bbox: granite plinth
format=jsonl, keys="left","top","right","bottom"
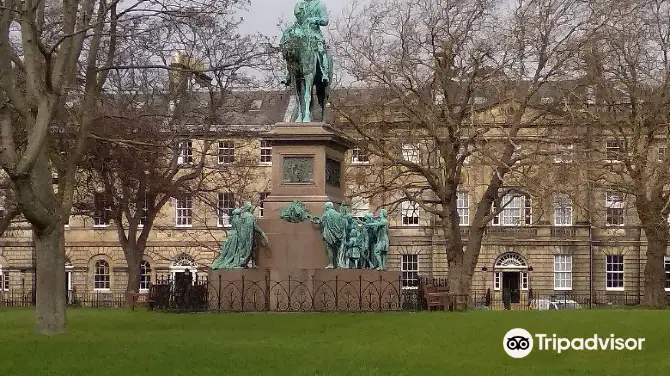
{"left": 208, "top": 268, "right": 401, "bottom": 312}
{"left": 255, "top": 219, "right": 328, "bottom": 269}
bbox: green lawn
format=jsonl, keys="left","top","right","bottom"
{"left": 0, "top": 308, "right": 667, "bottom": 375}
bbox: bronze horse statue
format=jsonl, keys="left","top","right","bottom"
{"left": 280, "top": 20, "right": 333, "bottom": 123}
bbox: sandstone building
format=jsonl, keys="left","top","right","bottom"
{"left": 0, "top": 88, "right": 667, "bottom": 308}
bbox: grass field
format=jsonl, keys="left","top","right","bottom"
{"left": 0, "top": 308, "right": 667, "bottom": 375}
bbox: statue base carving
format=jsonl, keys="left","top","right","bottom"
{"left": 207, "top": 268, "right": 402, "bottom": 312}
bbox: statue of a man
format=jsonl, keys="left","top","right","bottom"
{"left": 235, "top": 202, "right": 268, "bottom": 268}
{"left": 317, "top": 201, "right": 345, "bottom": 268}
{"left": 293, "top": 0, "right": 330, "bottom": 83}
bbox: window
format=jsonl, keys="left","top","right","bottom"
{"left": 139, "top": 195, "right": 149, "bottom": 227}
{"left": 401, "top": 254, "right": 419, "bottom": 289}
{"left": 605, "top": 140, "right": 621, "bottom": 161}
{"left": 553, "top": 194, "right": 572, "bottom": 226}
{"left": 493, "top": 272, "right": 501, "bottom": 291}
{"left": 260, "top": 140, "right": 272, "bottom": 164}
{"left": 94, "top": 260, "right": 111, "bottom": 291}
{"left": 458, "top": 145, "right": 471, "bottom": 164}
{"left": 457, "top": 191, "right": 469, "bottom": 225}
{"left": 351, "top": 197, "right": 370, "bottom": 218}
{"left": 259, "top": 192, "right": 269, "bottom": 218}
{"left": 93, "top": 193, "right": 111, "bottom": 227}
{"left": 553, "top": 254, "right": 572, "bottom": 290}
{"left": 0, "top": 268, "right": 8, "bottom": 291}
{"left": 177, "top": 140, "right": 193, "bottom": 165}
{"left": 493, "top": 193, "right": 531, "bottom": 226}
{"left": 665, "top": 256, "right": 670, "bottom": 291}
{"left": 351, "top": 147, "right": 369, "bottom": 164}
{"left": 472, "top": 96, "right": 486, "bottom": 104}
{"left": 605, "top": 192, "right": 625, "bottom": 226}
{"left": 401, "top": 144, "right": 420, "bottom": 163}
{"left": 659, "top": 147, "right": 666, "bottom": 162}
{"left": 175, "top": 195, "right": 192, "bottom": 227}
{"left": 140, "top": 261, "right": 151, "bottom": 292}
{"left": 521, "top": 272, "right": 528, "bottom": 290}
{"left": 401, "top": 200, "right": 420, "bottom": 226}
{"left": 606, "top": 255, "right": 624, "bottom": 290}
{"left": 218, "top": 141, "right": 235, "bottom": 164}
{"left": 554, "top": 143, "right": 574, "bottom": 163}
{"left": 217, "top": 192, "right": 235, "bottom": 227}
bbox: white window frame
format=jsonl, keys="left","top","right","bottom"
{"left": 259, "top": 192, "right": 269, "bottom": 218}
{"left": 400, "top": 200, "right": 420, "bottom": 226}
{"left": 217, "top": 192, "right": 235, "bottom": 227}
{"left": 492, "top": 193, "right": 531, "bottom": 226}
{"left": 175, "top": 195, "right": 193, "bottom": 228}
{"left": 521, "top": 272, "right": 529, "bottom": 290}
{"left": 553, "top": 254, "right": 573, "bottom": 291}
{"left": 65, "top": 264, "right": 74, "bottom": 292}
{"left": 140, "top": 261, "right": 151, "bottom": 292}
{"left": 218, "top": 141, "right": 235, "bottom": 164}
{"left": 605, "top": 191, "right": 625, "bottom": 226}
{"left": 177, "top": 140, "right": 193, "bottom": 165}
{"left": 401, "top": 254, "right": 419, "bottom": 290}
{"left": 458, "top": 145, "right": 471, "bottom": 164}
{"left": 493, "top": 272, "right": 501, "bottom": 291}
{"left": 605, "top": 255, "right": 624, "bottom": 291}
{"left": 554, "top": 143, "right": 574, "bottom": 163}
{"left": 93, "top": 260, "right": 111, "bottom": 291}
{"left": 553, "top": 194, "right": 573, "bottom": 226}
{"left": 138, "top": 194, "right": 148, "bottom": 227}
{"left": 0, "top": 267, "right": 8, "bottom": 291}
{"left": 605, "top": 140, "right": 622, "bottom": 162}
{"left": 93, "top": 193, "right": 111, "bottom": 228}
{"left": 659, "top": 146, "right": 666, "bottom": 163}
{"left": 457, "top": 191, "right": 469, "bottom": 226}
{"left": 351, "top": 147, "right": 369, "bottom": 164}
{"left": 401, "top": 143, "right": 420, "bottom": 163}
{"left": 665, "top": 255, "right": 670, "bottom": 292}
{"left": 260, "top": 140, "right": 272, "bottom": 165}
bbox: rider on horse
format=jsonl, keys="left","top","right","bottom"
{"left": 282, "top": 0, "right": 331, "bottom": 85}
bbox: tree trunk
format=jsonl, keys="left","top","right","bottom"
{"left": 642, "top": 233, "right": 667, "bottom": 308}
{"left": 33, "top": 226, "right": 67, "bottom": 334}
{"left": 123, "top": 242, "right": 142, "bottom": 306}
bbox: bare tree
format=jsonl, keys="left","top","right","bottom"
{"left": 571, "top": 0, "right": 670, "bottom": 307}
{"left": 332, "top": 0, "right": 609, "bottom": 297}
{"left": 73, "top": 7, "right": 270, "bottom": 303}
{"left": 0, "top": 0, "right": 264, "bottom": 333}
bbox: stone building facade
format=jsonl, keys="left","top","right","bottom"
{"left": 0, "top": 89, "right": 667, "bottom": 307}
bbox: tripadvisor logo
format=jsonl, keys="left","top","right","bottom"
{"left": 503, "top": 328, "right": 645, "bottom": 358}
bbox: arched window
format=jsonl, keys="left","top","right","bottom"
{"left": 494, "top": 252, "right": 527, "bottom": 269}
{"left": 170, "top": 253, "right": 197, "bottom": 284}
{"left": 140, "top": 261, "right": 151, "bottom": 292}
{"left": 93, "top": 260, "right": 110, "bottom": 291}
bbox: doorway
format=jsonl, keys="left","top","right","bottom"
{"left": 502, "top": 272, "right": 520, "bottom": 304}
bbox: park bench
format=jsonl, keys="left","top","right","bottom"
{"left": 126, "top": 291, "right": 153, "bottom": 311}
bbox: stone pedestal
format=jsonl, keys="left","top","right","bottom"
{"left": 257, "top": 122, "right": 352, "bottom": 270}
{"left": 207, "top": 122, "right": 401, "bottom": 312}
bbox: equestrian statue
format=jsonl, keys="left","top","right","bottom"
{"left": 280, "top": 0, "right": 333, "bottom": 123}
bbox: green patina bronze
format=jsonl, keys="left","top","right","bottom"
{"left": 211, "top": 202, "right": 268, "bottom": 270}
{"left": 278, "top": 200, "right": 389, "bottom": 270}
{"left": 279, "top": 200, "right": 314, "bottom": 223}
{"left": 280, "top": 0, "right": 333, "bottom": 123}
{"left": 283, "top": 156, "right": 314, "bottom": 183}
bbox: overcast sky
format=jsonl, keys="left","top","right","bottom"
{"left": 237, "top": 0, "right": 356, "bottom": 40}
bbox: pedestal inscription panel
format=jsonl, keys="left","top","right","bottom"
{"left": 283, "top": 156, "right": 314, "bottom": 184}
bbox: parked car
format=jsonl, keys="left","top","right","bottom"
{"left": 531, "top": 298, "right": 582, "bottom": 310}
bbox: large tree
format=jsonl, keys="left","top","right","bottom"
{"left": 574, "top": 0, "right": 670, "bottom": 307}
{"left": 0, "top": 0, "right": 258, "bottom": 334}
{"left": 74, "top": 4, "right": 269, "bottom": 303}
{"left": 332, "top": 0, "right": 609, "bottom": 297}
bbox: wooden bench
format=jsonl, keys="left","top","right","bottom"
{"left": 126, "top": 291, "right": 153, "bottom": 311}
{"left": 423, "top": 284, "right": 449, "bottom": 311}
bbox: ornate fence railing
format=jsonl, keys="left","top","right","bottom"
{"left": 148, "top": 275, "right": 422, "bottom": 313}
